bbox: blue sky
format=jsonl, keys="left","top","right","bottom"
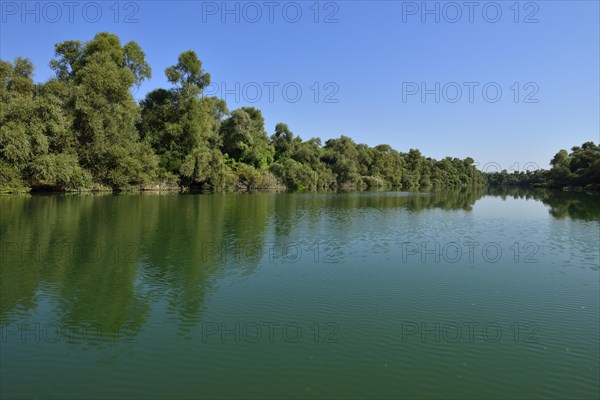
{"left": 1, "top": 0, "right": 598, "bottom": 170}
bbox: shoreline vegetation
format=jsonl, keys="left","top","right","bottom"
{"left": 1, "top": 32, "right": 598, "bottom": 194}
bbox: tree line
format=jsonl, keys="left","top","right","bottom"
{"left": 1, "top": 33, "right": 596, "bottom": 193}
{"left": 487, "top": 142, "right": 600, "bottom": 190}
{"left": 0, "top": 32, "right": 487, "bottom": 193}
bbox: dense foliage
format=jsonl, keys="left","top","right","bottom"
{"left": 486, "top": 142, "right": 600, "bottom": 190}
{"left": 1, "top": 33, "right": 595, "bottom": 193}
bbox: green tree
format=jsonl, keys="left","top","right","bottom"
{"left": 271, "top": 123, "right": 295, "bottom": 160}
{"left": 548, "top": 143, "right": 600, "bottom": 187}
{"left": 219, "top": 107, "right": 274, "bottom": 168}
{"left": 50, "top": 32, "right": 156, "bottom": 189}
{"left": 322, "top": 136, "right": 361, "bottom": 185}
{"left": 165, "top": 50, "right": 211, "bottom": 98}
{"left": 139, "top": 51, "right": 230, "bottom": 189}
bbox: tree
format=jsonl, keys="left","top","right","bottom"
{"left": 52, "top": 32, "right": 157, "bottom": 189}
{"left": 165, "top": 50, "right": 210, "bottom": 98}
{"left": 219, "top": 107, "right": 274, "bottom": 168}
{"left": 370, "top": 144, "right": 405, "bottom": 186}
{"left": 140, "top": 51, "right": 231, "bottom": 189}
{"left": 322, "top": 136, "right": 361, "bottom": 185}
{"left": 0, "top": 32, "right": 520, "bottom": 193}
{"left": 547, "top": 143, "right": 600, "bottom": 187}
{"left": 0, "top": 58, "right": 37, "bottom": 178}
{"left": 271, "top": 123, "right": 295, "bottom": 160}
{"left": 124, "top": 41, "right": 152, "bottom": 87}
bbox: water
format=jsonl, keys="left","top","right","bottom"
{"left": 1, "top": 188, "right": 598, "bottom": 399}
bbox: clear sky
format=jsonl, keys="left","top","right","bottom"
{"left": 1, "top": 0, "right": 598, "bottom": 171}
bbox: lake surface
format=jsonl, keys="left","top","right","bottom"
{"left": 1, "top": 188, "right": 599, "bottom": 399}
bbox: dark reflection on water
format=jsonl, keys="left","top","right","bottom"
{"left": 487, "top": 186, "right": 600, "bottom": 221}
{"left": 0, "top": 188, "right": 488, "bottom": 334}
{"left": 1, "top": 187, "right": 597, "bottom": 339}
{"left": 0, "top": 188, "right": 598, "bottom": 399}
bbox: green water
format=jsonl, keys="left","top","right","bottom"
{"left": 1, "top": 188, "right": 599, "bottom": 399}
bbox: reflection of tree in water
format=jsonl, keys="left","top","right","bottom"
{"left": 139, "top": 193, "right": 272, "bottom": 334}
{"left": 276, "top": 187, "right": 486, "bottom": 213}
{"left": 269, "top": 188, "right": 486, "bottom": 242}
{"left": 0, "top": 195, "right": 152, "bottom": 345}
{"left": 0, "top": 187, "right": 505, "bottom": 342}
{"left": 0, "top": 196, "right": 41, "bottom": 321}
{"left": 541, "top": 191, "right": 600, "bottom": 221}
{"left": 0, "top": 193, "right": 275, "bottom": 340}
{"left": 403, "top": 187, "right": 487, "bottom": 212}
{"left": 486, "top": 186, "right": 600, "bottom": 221}
{"left": 486, "top": 186, "right": 546, "bottom": 201}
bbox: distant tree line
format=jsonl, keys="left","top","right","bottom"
{"left": 1, "top": 33, "right": 596, "bottom": 193}
{"left": 486, "top": 142, "right": 600, "bottom": 190}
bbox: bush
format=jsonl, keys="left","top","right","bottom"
{"left": 235, "top": 164, "right": 285, "bottom": 191}
{"left": 270, "top": 158, "right": 318, "bottom": 190}
{"left": 362, "top": 175, "right": 387, "bottom": 189}
{"left": 29, "top": 154, "right": 92, "bottom": 191}
{"left": 0, "top": 161, "right": 28, "bottom": 193}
